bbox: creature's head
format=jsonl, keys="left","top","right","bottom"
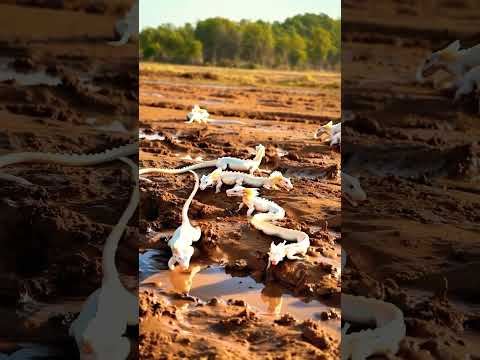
{"left": 315, "top": 121, "right": 333, "bottom": 139}
{"left": 268, "top": 171, "right": 293, "bottom": 191}
{"left": 200, "top": 169, "right": 222, "bottom": 190}
{"left": 341, "top": 172, "right": 367, "bottom": 207}
{"left": 192, "top": 104, "right": 201, "bottom": 112}
{"left": 268, "top": 241, "right": 287, "bottom": 266}
{"left": 169, "top": 246, "right": 194, "bottom": 271}
{"left": 419, "top": 40, "right": 460, "bottom": 79}
{"left": 226, "top": 186, "right": 258, "bottom": 203}
{"left": 226, "top": 185, "right": 246, "bottom": 197}
{"left": 254, "top": 144, "right": 266, "bottom": 160}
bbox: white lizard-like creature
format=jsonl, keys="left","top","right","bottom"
{"left": 200, "top": 168, "right": 293, "bottom": 193}
{"left": 342, "top": 294, "right": 406, "bottom": 360}
{"left": 315, "top": 120, "right": 341, "bottom": 146}
{"left": 341, "top": 251, "right": 406, "bottom": 360}
{"left": 0, "top": 143, "right": 137, "bottom": 186}
{"left": 139, "top": 144, "right": 266, "bottom": 176}
{"left": 226, "top": 185, "right": 311, "bottom": 266}
{"left": 167, "top": 170, "right": 201, "bottom": 271}
{"left": 108, "top": 1, "right": 139, "bottom": 46}
{"left": 416, "top": 40, "right": 480, "bottom": 84}
{"left": 342, "top": 172, "right": 367, "bottom": 207}
{"left": 69, "top": 156, "right": 139, "bottom": 360}
{"left": 186, "top": 104, "right": 210, "bottom": 124}
{"left": 453, "top": 65, "right": 480, "bottom": 112}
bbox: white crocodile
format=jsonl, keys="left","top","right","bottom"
{"left": 226, "top": 185, "right": 310, "bottom": 266}
{"left": 315, "top": 121, "right": 341, "bottom": 146}
{"left": 200, "top": 168, "right": 293, "bottom": 193}
{"left": 416, "top": 40, "right": 480, "bottom": 84}
{"left": 0, "top": 143, "right": 137, "bottom": 186}
{"left": 139, "top": 144, "right": 266, "bottom": 176}
{"left": 69, "top": 156, "right": 139, "bottom": 360}
{"left": 167, "top": 170, "right": 201, "bottom": 271}
{"left": 341, "top": 251, "right": 406, "bottom": 360}
{"left": 453, "top": 65, "right": 480, "bottom": 112}
{"left": 186, "top": 105, "right": 210, "bottom": 124}
{"left": 108, "top": 1, "right": 139, "bottom": 46}
{"left": 342, "top": 172, "right": 367, "bottom": 207}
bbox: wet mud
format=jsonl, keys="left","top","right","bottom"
{"left": 139, "top": 65, "right": 341, "bottom": 358}
{"left": 0, "top": 1, "right": 138, "bottom": 358}
{"left": 343, "top": 0, "right": 480, "bottom": 358}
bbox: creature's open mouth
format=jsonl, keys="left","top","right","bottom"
{"left": 422, "top": 65, "right": 439, "bottom": 77}
{"left": 343, "top": 193, "right": 358, "bottom": 207}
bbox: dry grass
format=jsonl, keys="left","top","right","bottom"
{"left": 140, "top": 62, "right": 340, "bottom": 89}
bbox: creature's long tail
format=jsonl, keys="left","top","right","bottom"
{"left": 250, "top": 213, "right": 309, "bottom": 242}
{"left": 0, "top": 143, "right": 137, "bottom": 168}
{"left": 103, "top": 157, "right": 139, "bottom": 286}
{"left": 182, "top": 170, "right": 199, "bottom": 226}
{"left": 341, "top": 294, "right": 406, "bottom": 359}
{"left": 139, "top": 160, "right": 217, "bottom": 175}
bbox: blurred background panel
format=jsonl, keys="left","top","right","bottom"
{"left": 342, "top": 0, "right": 480, "bottom": 358}
{"left": 0, "top": 1, "right": 138, "bottom": 358}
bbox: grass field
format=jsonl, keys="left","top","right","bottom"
{"left": 140, "top": 62, "right": 340, "bottom": 89}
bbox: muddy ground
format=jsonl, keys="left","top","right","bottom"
{"left": 139, "top": 65, "right": 342, "bottom": 358}
{"left": 343, "top": 0, "right": 480, "bottom": 358}
{"left": 0, "top": 2, "right": 138, "bottom": 358}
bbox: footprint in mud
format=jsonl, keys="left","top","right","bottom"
{"left": 285, "top": 166, "right": 335, "bottom": 179}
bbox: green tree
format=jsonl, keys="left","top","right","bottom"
{"left": 240, "top": 21, "right": 274, "bottom": 66}
{"left": 195, "top": 18, "right": 241, "bottom": 64}
{"left": 308, "top": 27, "right": 333, "bottom": 67}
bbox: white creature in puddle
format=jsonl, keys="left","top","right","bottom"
{"left": 186, "top": 104, "right": 210, "bottom": 124}
{"left": 167, "top": 170, "right": 201, "bottom": 271}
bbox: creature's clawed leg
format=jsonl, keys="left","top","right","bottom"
{"left": 237, "top": 203, "right": 244, "bottom": 212}
{"left": 246, "top": 206, "right": 255, "bottom": 217}
{"left": 215, "top": 180, "right": 223, "bottom": 193}
{"left": 168, "top": 256, "right": 178, "bottom": 270}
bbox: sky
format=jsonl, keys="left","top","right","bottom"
{"left": 140, "top": 0, "right": 340, "bottom": 29}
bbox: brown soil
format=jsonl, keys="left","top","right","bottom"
{"left": 139, "top": 65, "right": 341, "bottom": 358}
{"left": 0, "top": 2, "right": 138, "bottom": 358}
{"left": 343, "top": 0, "right": 480, "bottom": 358}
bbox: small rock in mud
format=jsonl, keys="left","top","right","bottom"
{"left": 275, "top": 313, "right": 296, "bottom": 326}
{"left": 301, "top": 319, "right": 332, "bottom": 350}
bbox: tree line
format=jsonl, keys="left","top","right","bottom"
{"left": 140, "top": 13, "right": 340, "bottom": 70}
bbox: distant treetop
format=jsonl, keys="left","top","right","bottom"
{"left": 140, "top": 13, "right": 340, "bottom": 70}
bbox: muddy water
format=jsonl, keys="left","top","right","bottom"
{"left": 140, "top": 252, "right": 339, "bottom": 327}
{"left": 0, "top": 68, "right": 62, "bottom": 86}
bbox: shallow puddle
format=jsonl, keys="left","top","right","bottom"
{"left": 0, "top": 68, "right": 62, "bottom": 86}
{"left": 141, "top": 260, "right": 339, "bottom": 325}
{"left": 139, "top": 129, "right": 165, "bottom": 141}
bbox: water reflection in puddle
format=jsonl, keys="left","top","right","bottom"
{"left": 0, "top": 68, "right": 61, "bottom": 86}
{"left": 141, "top": 258, "right": 339, "bottom": 325}
{"left": 139, "top": 129, "right": 165, "bottom": 141}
